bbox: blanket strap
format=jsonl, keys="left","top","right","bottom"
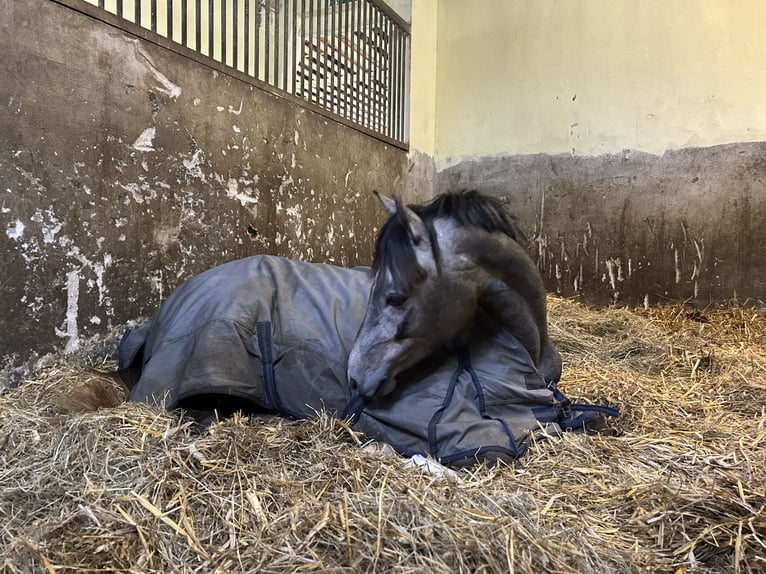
{"left": 256, "top": 322, "right": 281, "bottom": 412}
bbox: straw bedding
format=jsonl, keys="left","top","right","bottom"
{"left": 1, "top": 298, "right": 764, "bottom": 573}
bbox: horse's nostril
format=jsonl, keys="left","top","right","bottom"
{"left": 349, "top": 377, "right": 358, "bottom": 392}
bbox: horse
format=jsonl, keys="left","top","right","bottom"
{"left": 347, "top": 190, "right": 562, "bottom": 400}
{"left": 55, "top": 190, "right": 608, "bottom": 467}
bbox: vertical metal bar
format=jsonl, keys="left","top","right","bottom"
{"left": 274, "top": 0, "right": 280, "bottom": 88}
{"left": 264, "top": 0, "right": 271, "bottom": 84}
{"left": 334, "top": 0, "right": 346, "bottom": 116}
{"left": 135, "top": 0, "right": 141, "bottom": 26}
{"left": 299, "top": 0, "right": 306, "bottom": 98}
{"left": 322, "top": 0, "right": 328, "bottom": 108}
{"left": 386, "top": 16, "right": 393, "bottom": 138}
{"left": 316, "top": 0, "right": 321, "bottom": 104}
{"left": 391, "top": 27, "right": 399, "bottom": 139}
{"left": 150, "top": 0, "right": 157, "bottom": 32}
{"left": 181, "top": 0, "right": 188, "bottom": 46}
{"left": 371, "top": 5, "right": 379, "bottom": 130}
{"left": 390, "top": 24, "right": 398, "bottom": 141}
{"left": 195, "top": 0, "right": 201, "bottom": 51}
{"left": 291, "top": 0, "right": 297, "bottom": 95}
{"left": 98, "top": 0, "right": 105, "bottom": 9}
{"left": 381, "top": 12, "right": 387, "bottom": 135}
{"left": 282, "top": 0, "right": 289, "bottom": 92}
{"left": 341, "top": 0, "right": 348, "bottom": 117}
{"left": 371, "top": 2, "right": 377, "bottom": 129}
{"left": 209, "top": 0, "right": 214, "bottom": 58}
{"left": 244, "top": 0, "right": 250, "bottom": 74}
{"left": 307, "top": 0, "right": 313, "bottom": 101}
{"left": 255, "top": 0, "right": 261, "bottom": 80}
{"left": 369, "top": 2, "right": 376, "bottom": 130}
{"left": 351, "top": 0, "right": 358, "bottom": 122}
{"left": 398, "top": 28, "right": 407, "bottom": 141}
{"left": 330, "top": 0, "right": 336, "bottom": 113}
{"left": 365, "top": 2, "right": 371, "bottom": 128}
{"left": 168, "top": 0, "right": 174, "bottom": 40}
{"left": 233, "top": 0, "right": 239, "bottom": 70}
{"left": 116, "top": 0, "right": 123, "bottom": 17}
{"left": 362, "top": 0, "right": 369, "bottom": 127}
{"left": 221, "top": 0, "right": 227, "bottom": 64}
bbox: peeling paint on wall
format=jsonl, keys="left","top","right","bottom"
{"left": 55, "top": 270, "right": 81, "bottom": 354}
{"left": 0, "top": 0, "right": 409, "bottom": 387}
{"left": 132, "top": 127, "right": 157, "bottom": 152}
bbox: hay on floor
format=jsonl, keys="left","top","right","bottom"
{"left": 1, "top": 298, "right": 764, "bottom": 573}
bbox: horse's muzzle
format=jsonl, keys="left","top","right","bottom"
{"left": 348, "top": 373, "right": 397, "bottom": 400}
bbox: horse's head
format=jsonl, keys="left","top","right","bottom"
{"left": 347, "top": 192, "right": 478, "bottom": 399}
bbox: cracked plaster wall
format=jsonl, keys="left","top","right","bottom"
{"left": 0, "top": 0, "right": 419, "bottom": 386}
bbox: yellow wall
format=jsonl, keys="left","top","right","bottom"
{"left": 408, "top": 0, "right": 438, "bottom": 157}
{"left": 429, "top": 0, "right": 766, "bottom": 164}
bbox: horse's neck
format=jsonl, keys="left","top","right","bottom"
{"left": 448, "top": 230, "right": 549, "bottom": 332}
{"left": 450, "top": 229, "right": 562, "bottom": 382}
{"left": 433, "top": 222, "right": 550, "bottom": 367}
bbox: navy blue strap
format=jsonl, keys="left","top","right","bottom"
{"left": 428, "top": 346, "right": 524, "bottom": 460}
{"left": 342, "top": 394, "right": 368, "bottom": 423}
{"left": 256, "top": 322, "right": 281, "bottom": 412}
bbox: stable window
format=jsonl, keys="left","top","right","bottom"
{"left": 80, "top": 0, "right": 410, "bottom": 147}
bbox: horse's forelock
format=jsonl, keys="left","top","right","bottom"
{"left": 372, "top": 216, "right": 427, "bottom": 293}
{"left": 371, "top": 191, "right": 513, "bottom": 292}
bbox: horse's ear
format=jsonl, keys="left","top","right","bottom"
{"left": 393, "top": 195, "right": 427, "bottom": 245}
{"left": 373, "top": 190, "right": 397, "bottom": 217}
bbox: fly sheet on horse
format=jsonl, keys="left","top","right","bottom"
{"left": 122, "top": 192, "right": 616, "bottom": 467}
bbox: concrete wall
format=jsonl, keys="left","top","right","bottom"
{"left": 0, "top": 0, "right": 414, "bottom": 385}
{"left": 411, "top": 0, "right": 766, "bottom": 306}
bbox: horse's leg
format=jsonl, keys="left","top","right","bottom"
{"left": 537, "top": 339, "right": 563, "bottom": 384}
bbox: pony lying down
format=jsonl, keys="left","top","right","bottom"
{"left": 113, "top": 191, "right": 616, "bottom": 468}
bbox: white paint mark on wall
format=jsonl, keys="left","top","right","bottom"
{"left": 133, "top": 127, "right": 156, "bottom": 152}
{"left": 32, "top": 208, "right": 64, "bottom": 245}
{"left": 605, "top": 257, "right": 622, "bottom": 291}
{"left": 6, "top": 219, "right": 24, "bottom": 240}
{"left": 118, "top": 182, "right": 157, "bottom": 204}
{"left": 54, "top": 270, "right": 80, "bottom": 354}
{"left": 225, "top": 178, "right": 258, "bottom": 206}
{"left": 131, "top": 41, "right": 182, "bottom": 99}
{"left": 228, "top": 100, "right": 243, "bottom": 115}
{"left": 149, "top": 269, "right": 164, "bottom": 302}
{"left": 183, "top": 149, "right": 206, "bottom": 181}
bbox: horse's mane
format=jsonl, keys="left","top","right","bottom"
{"left": 372, "top": 190, "right": 522, "bottom": 291}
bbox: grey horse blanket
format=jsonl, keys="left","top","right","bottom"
{"left": 121, "top": 255, "right": 615, "bottom": 466}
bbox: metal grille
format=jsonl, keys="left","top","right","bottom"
{"left": 84, "top": 0, "right": 410, "bottom": 146}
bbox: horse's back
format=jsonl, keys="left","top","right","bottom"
{"left": 124, "top": 255, "right": 371, "bottom": 416}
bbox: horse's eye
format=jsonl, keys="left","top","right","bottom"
{"left": 385, "top": 293, "right": 408, "bottom": 308}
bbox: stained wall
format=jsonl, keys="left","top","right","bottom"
{"left": 422, "top": 0, "right": 766, "bottom": 306}
{"left": 0, "top": 0, "right": 413, "bottom": 385}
